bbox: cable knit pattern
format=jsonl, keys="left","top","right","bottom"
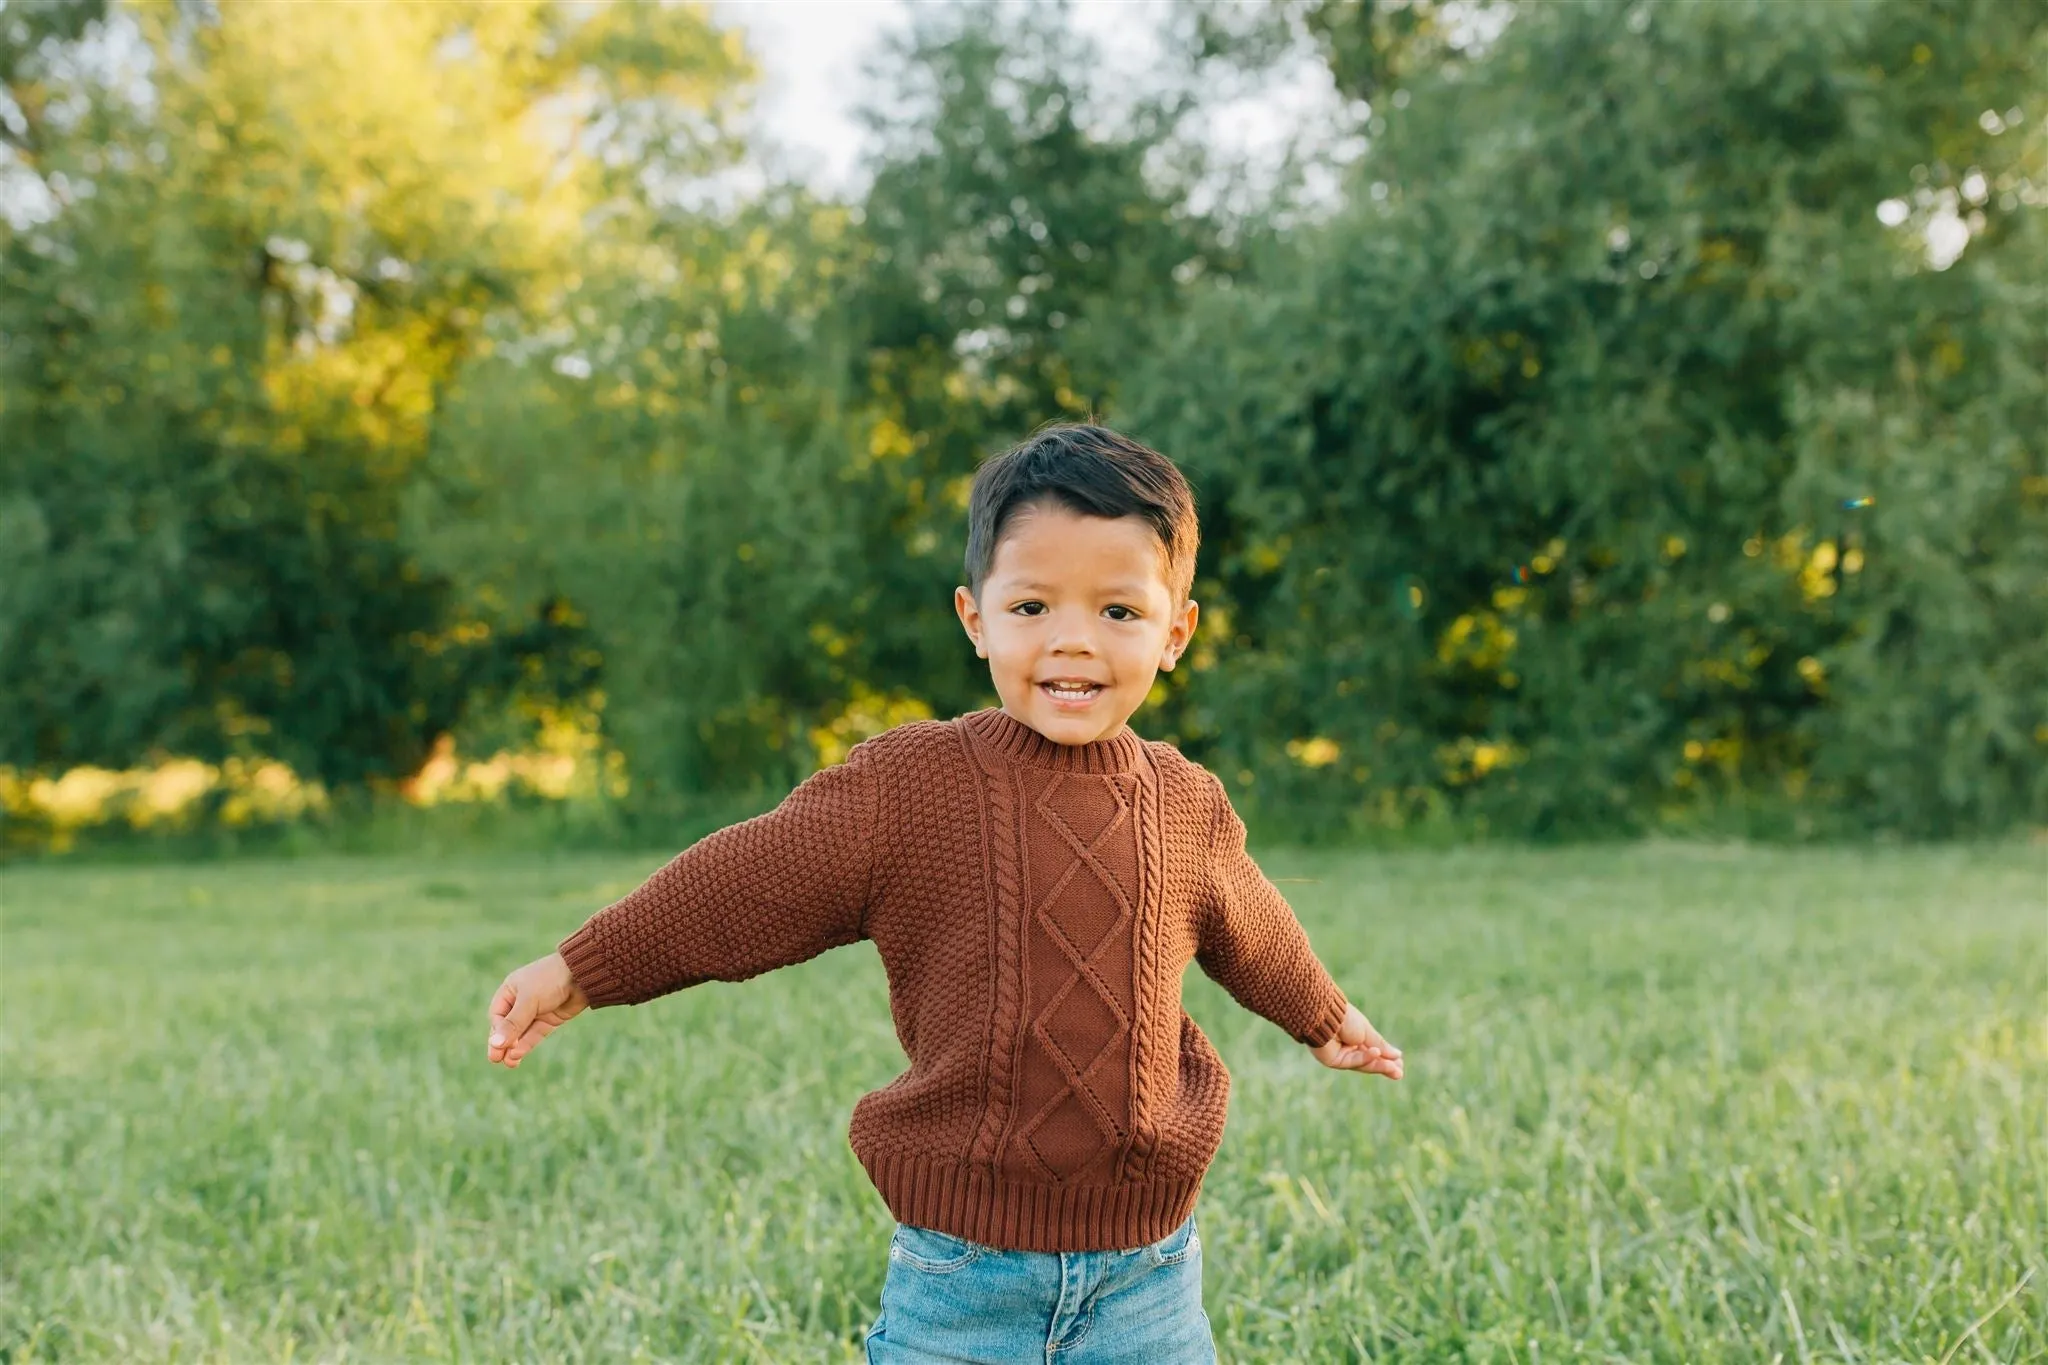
{"left": 962, "top": 727, "right": 1026, "bottom": 1171}
{"left": 1009, "top": 769, "right": 1139, "bottom": 1184}
{"left": 557, "top": 707, "right": 1350, "bottom": 1252}
{"left": 1121, "top": 749, "right": 1169, "bottom": 1183}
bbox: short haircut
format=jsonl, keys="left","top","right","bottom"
{"left": 963, "top": 423, "right": 1200, "bottom": 605}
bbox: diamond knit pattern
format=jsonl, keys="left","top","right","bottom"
{"left": 1012, "top": 772, "right": 1139, "bottom": 1183}
{"left": 557, "top": 707, "right": 1350, "bottom": 1253}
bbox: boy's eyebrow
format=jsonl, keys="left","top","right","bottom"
{"left": 1010, "top": 581, "right": 1153, "bottom": 598}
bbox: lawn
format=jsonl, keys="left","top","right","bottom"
{"left": 3, "top": 841, "right": 2042, "bottom": 1362}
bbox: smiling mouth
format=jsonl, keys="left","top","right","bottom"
{"left": 1040, "top": 681, "right": 1105, "bottom": 703}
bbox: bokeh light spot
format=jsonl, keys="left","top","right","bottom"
{"left": 1396, "top": 575, "right": 1428, "bottom": 619}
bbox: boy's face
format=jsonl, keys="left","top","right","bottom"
{"left": 953, "top": 503, "right": 1199, "bottom": 746}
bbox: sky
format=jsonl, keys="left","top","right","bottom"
{"left": 0, "top": 2, "right": 1352, "bottom": 226}
{"left": 713, "top": 0, "right": 1354, "bottom": 200}
{"left": 714, "top": 0, "right": 910, "bottom": 192}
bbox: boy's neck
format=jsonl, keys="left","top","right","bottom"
{"left": 973, "top": 707, "right": 1144, "bottom": 775}
{"left": 997, "top": 703, "right": 1135, "bottom": 749}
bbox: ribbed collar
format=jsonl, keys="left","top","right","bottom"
{"left": 964, "top": 707, "right": 1146, "bottom": 775}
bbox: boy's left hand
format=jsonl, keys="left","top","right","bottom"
{"left": 1312, "top": 1003, "right": 1403, "bottom": 1079}
{"left": 487, "top": 951, "right": 588, "bottom": 1068}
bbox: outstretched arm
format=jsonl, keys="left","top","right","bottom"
{"left": 486, "top": 741, "right": 882, "bottom": 1066}
{"left": 1197, "top": 774, "right": 1400, "bottom": 1079}
{"left": 562, "top": 742, "right": 881, "bottom": 1003}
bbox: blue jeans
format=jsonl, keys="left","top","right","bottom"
{"left": 864, "top": 1213, "right": 1216, "bottom": 1364}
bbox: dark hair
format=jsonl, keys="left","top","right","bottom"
{"left": 963, "top": 423, "right": 1200, "bottom": 604}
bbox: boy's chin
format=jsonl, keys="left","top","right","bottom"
{"left": 1012, "top": 691, "right": 1133, "bottom": 745}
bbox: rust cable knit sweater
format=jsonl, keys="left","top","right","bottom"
{"left": 558, "top": 707, "right": 1349, "bottom": 1252}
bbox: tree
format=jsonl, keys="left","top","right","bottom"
{"left": 415, "top": 3, "right": 1244, "bottom": 808}
{"left": 1130, "top": 0, "right": 2047, "bottom": 837}
{"left": 0, "top": 0, "right": 747, "bottom": 783}
{"left": 831, "top": 2, "right": 1238, "bottom": 727}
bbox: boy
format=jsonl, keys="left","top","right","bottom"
{"left": 486, "top": 424, "right": 1402, "bottom": 1362}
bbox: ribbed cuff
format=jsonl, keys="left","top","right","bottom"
{"left": 1291, "top": 983, "right": 1351, "bottom": 1049}
{"left": 858, "top": 1150, "right": 1204, "bottom": 1253}
{"left": 557, "top": 921, "right": 628, "bottom": 1008}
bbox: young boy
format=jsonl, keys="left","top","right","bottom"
{"left": 486, "top": 424, "right": 1402, "bottom": 1362}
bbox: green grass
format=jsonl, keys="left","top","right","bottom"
{"left": 3, "top": 842, "right": 2043, "bottom": 1362}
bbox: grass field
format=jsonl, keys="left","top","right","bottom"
{"left": 3, "top": 841, "right": 2043, "bottom": 1362}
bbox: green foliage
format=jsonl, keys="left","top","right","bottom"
{"left": 0, "top": 0, "right": 743, "bottom": 784}
{"left": 4, "top": 0, "right": 2042, "bottom": 838}
{"left": 825, "top": 4, "right": 1235, "bottom": 735}
{"left": 5, "top": 845, "right": 2042, "bottom": 1357}
{"left": 1131, "top": 0, "right": 2048, "bottom": 838}
{"left": 412, "top": 3, "right": 1233, "bottom": 806}
{"left": 415, "top": 192, "right": 877, "bottom": 809}
{"left": 1292, "top": 0, "right": 1501, "bottom": 101}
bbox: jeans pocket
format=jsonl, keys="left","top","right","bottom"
{"left": 1151, "top": 1213, "right": 1201, "bottom": 1268}
{"left": 889, "top": 1224, "right": 983, "bottom": 1274}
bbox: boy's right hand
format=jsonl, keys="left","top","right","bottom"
{"left": 1311, "top": 1003, "right": 1404, "bottom": 1080}
{"left": 487, "top": 952, "right": 589, "bottom": 1068}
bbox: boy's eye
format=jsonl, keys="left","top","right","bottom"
{"left": 1010, "top": 601, "right": 1141, "bottom": 621}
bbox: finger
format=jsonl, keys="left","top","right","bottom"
{"left": 493, "top": 982, "right": 539, "bottom": 1058}
{"left": 503, "top": 1016, "right": 563, "bottom": 1064}
{"left": 1338, "top": 1047, "right": 1397, "bottom": 1076}
{"left": 488, "top": 980, "right": 516, "bottom": 1033}
{"left": 1340, "top": 1009, "right": 1370, "bottom": 1048}
{"left": 487, "top": 980, "right": 519, "bottom": 1061}
{"left": 1358, "top": 1018, "right": 1400, "bottom": 1057}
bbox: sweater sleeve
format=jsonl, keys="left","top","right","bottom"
{"left": 556, "top": 742, "right": 883, "bottom": 1008}
{"left": 1195, "top": 773, "right": 1350, "bottom": 1048}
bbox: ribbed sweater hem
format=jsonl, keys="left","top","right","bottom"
{"left": 857, "top": 1148, "right": 1204, "bottom": 1253}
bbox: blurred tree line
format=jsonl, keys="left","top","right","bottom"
{"left": 2, "top": 0, "right": 2042, "bottom": 843}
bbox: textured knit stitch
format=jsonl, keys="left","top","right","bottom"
{"left": 557, "top": 707, "right": 1350, "bottom": 1252}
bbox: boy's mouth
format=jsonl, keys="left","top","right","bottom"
{"left": 1039, "top": 680, "right": 1105, "bottom": 706}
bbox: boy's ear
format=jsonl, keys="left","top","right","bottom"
{"left": 954, "top": 585, "right": 988, "bottom": 658}
{"left": 1160, "top": 597, "right": 1199, "bottom": 670}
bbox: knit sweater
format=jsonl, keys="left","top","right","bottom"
{"left": 558, "top": 707, "right": 1349, "bottom": 1252}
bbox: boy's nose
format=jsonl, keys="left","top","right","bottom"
{"left": 1044, "top": 610, "right": 1102, "bottom": 655}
